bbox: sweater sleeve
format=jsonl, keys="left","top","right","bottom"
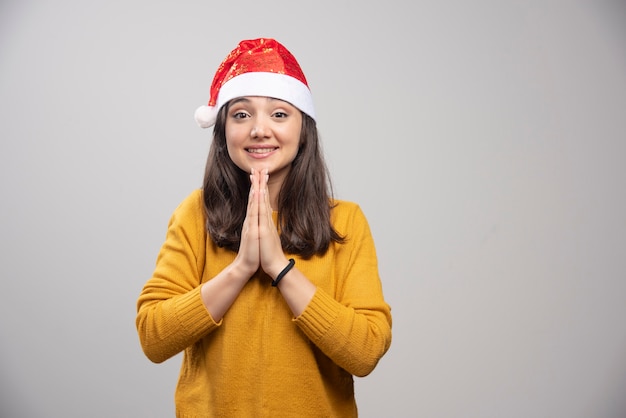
{"left": 294, "top": 203, "right": 392, "bottom": 377}
{"left": 135, "top": 190, "right": 220, "bottom": 363}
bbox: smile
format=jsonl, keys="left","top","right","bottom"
{"left": 246, "top": 148, "right": 277, "bottom": 154}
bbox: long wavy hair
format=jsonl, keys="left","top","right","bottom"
{"left": 202, "top": 100, "right": 345, "bottom": 258}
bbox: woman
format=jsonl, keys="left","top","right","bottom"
{"left": 136, "top": 38, "right": 392, "bottom": 417}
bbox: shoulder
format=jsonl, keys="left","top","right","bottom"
{"left": 169, "top": 189, "right": 204, "bottom": 226}
{"left": 331, "top": 199, "right": 361, "bottom": 214}
{"left": 330, "top": 199, "right": 370, "bottom": 229}
{"left": 174, "top": 189, "right": 203, "bottom": 213}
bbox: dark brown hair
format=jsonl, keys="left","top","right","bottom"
{"left": 202, "top": 101, "right": 344, "bottom": 258}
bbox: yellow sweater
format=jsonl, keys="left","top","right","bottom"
{"left": 136, "top": 190, "right": 392, "bottom": 417}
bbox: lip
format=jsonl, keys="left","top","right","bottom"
{"left": 245, "top": 146, "right": 278, "bottom": 158}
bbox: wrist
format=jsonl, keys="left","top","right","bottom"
{"left": 267, "top": 258, "right": 289, "bottom": 280}
{"left": 271, "top": 259, "right": 295, "bottom": 287}
{"left": 228, "top": 259, "right": 256, "bottom": 282}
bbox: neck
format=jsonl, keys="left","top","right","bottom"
{"left": 267, "top": 167, "right": 289, "bottom": 210}
{"left": 267, "top": 180, "right": 281, "bottom": 210}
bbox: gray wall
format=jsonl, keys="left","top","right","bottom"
{"left": 1, "top": 1, "right": 625, "bottom": 417}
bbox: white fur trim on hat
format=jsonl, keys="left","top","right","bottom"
{"left": 216, "top": 72, "right": 315, "bottom": 121}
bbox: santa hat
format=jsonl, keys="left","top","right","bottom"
{"left": 194, "top": 38, "right": 316, "bottom": 128}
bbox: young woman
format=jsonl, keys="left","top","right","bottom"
{"left": 136, "top": 38, "right": 392, "bottom": 417}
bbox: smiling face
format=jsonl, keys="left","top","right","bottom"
{"left": 225, "top": 96, "right": 303, "bottom": 186}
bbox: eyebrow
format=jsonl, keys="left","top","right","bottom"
{"left": 230, "top": 97, "right": 251, "bottom": 105}
{"left": 229, "top": 97, "right": 283, "bottom": 105}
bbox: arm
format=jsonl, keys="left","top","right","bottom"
{"left": 137, "top": 175, "right": 268, "bottom": 363}
{"left": 200, "top": 177, "right": 264, "bottom": 320}
{"left": 256, "top": 171, "right": 392, "bottom": 376}
{"left": 292, "top": 205, "right": 392, "bottom": 377}
{"left": 135, "top": 191, "right": 217, "bottom": 363}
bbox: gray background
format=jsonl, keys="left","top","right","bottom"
{"left": 1, "top": 0, "right": 625, "bottom": 417}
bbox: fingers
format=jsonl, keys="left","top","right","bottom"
{"left": 257, "top": 168, "right": 271, "bottom": 223}
{"left": 257, "top": 169, "right": 288, "bottom": 277}
{"left": 245, "top": 168, "right": 288, "bottom": 279}
{"left": 245, "top": 168, "right": 259, "bottom": 231}
{"left": 236, "top": 168, "right": 261, "bottom": 274}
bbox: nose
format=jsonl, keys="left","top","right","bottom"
{"left": 250, "top": 121, "right": 269, "bottom": 139}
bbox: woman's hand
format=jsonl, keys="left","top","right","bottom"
{"left": 230, "top": 168, "right": 316, "bottom": 316}
{"left": 199, "top": 168, "right": 295, "bottom": 321}
{"left": 231, "top": 168, "right": 263, "bottom": 278}
{"left": 256, "top": 168, "right": 289, "bottom": 279}
{"left": 235, "top": 168, "right": 287, "bottom": 280}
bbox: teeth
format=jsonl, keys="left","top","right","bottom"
{"left": 247, "top": 148, "right": 275, "bottom": 154}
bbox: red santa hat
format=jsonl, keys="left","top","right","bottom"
{"left": 194, "top": 38, "right": 316, "bottom": 128}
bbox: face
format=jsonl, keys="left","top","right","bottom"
{"left": 225, "top": 96, "right": 302, "bottom": 184}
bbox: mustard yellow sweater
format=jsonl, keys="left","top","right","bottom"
{"left": 136, "top": 190, "right": 392, "bottom": 417}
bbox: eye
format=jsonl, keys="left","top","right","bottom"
{"left": 231, "top": 111, "right": 250, "bottom": 120}
{"left": 272, "top": 111, "right": 288, "bottom": 118}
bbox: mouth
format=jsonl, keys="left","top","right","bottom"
{"left": 246, "top": 147, "right": 278, "bottom": 154}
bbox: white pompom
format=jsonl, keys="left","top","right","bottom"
{"left": 194, "top": 105, "right": 217, "bottom": 128}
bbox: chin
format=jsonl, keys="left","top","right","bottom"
{"left": 251, "top": 163, "right": 274, "bottom": 173}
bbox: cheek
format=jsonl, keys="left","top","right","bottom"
{"left": 224, "top": 142, "right": 243, "bottom": 168}
{"left": 290, "top": 130, "right": 303, "bottom": 155}
{"left": 225, "top": 128, "right": 245, "bottom": 151}
{"left": 223, "top": 133, "right": 242, "bottom": 165}
{"left": 281, "top": 124, "right": 302, "bottom": 145}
